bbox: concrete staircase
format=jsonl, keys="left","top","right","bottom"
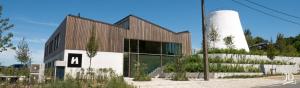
{"left": 148, "top": 67, "right": 162, "bottom": 78}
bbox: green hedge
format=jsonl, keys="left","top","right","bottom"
{"left": 198, "top": 48, "right": 300, "bottom": 57}
{"left": 164, "top": 55, "right": 261, "bottom": 73}
{"left": 163, "top": 55, "right": 295, "bottom": 73}
{"left": 208, "top": 63, "right": 260, "bottom": 72}
{"left": 209, "top": 57, "right": 295, "bottom": 65}
{"left": 0, "top": 67, "right": 30, "bottom": 76}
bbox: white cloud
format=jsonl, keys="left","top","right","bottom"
{"left": 3, "top": 37, "right": 46, "bottom": 66}
{"left": 13, "top": 37, "right": 47, "bottom": 44}
{"left": 0, "top": 49, "right": 17, "bottom": 66}
{"left": 0, "top": 48, "right": 44, "bottom": 66}
{"left": 16, "top": 17, "right": 58, "bottom": 27}
{"left": 31, "top": 49, "right": 44, "bottom": 64}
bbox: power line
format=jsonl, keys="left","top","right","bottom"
{"left": 244, "top": 0, "right": 300, "bottom": 19}
{"left": 231, "top": 0, "right": 300, "bottom": 26}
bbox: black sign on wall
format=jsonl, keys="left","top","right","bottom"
{"left": 67, "top": 53, "right": 82, "bottom": 67}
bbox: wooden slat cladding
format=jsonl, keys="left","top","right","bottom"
{"left": 44, "top": 19, "right": 67, "bottom": 61}
{"left": 126, "top": 16, "right": 191, "bottom": 55}
{"left": 177, "top": 32, "right": 192, "bottom": 55}
{"left": 114, "top": 17, "right": 130, "bottom": 29}
{"left": 64, "top": 16, "right": 124, "bottom": 52}
{"left": 45, "top": 15, "right": 192, "bottom": 61}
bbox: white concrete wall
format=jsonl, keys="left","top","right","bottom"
{"left": 39, "top": 64, "right": 45, "bottom": 82}
{"left": 207, "top": 10, "right": 250, "bottom": 52}
{"left": 61, "top": 50, "right": 123, "bottom": 77}
{"left": 219, "top": 63, "right": 298, "bottom": 74}
{"left": 207, "top": 54, "right": 300, "bottom": 64}
{"left": 202, "top": 54, "right": 300, "bottom": 74}
{"left": 213, "top": 73, "right": 263, "bottom": 78}
{"left": 163, "top": 72, "right": 263, "bottom": 79}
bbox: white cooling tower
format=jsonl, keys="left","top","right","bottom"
{"left": 207, "top": 10, "right": 250, "bottom": 52}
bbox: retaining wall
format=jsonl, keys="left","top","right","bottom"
{"left": 198, "top": 54, "right": 300, "bottom": 74}
{"left": 162, "top": 72, "right": 263, "bottom": 79}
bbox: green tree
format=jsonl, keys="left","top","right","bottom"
{"left": 285, "top": 45, "right": 298, "bottom": 56}
{"left": 16, "top": 38, "right": 31, "bottom": 67}
{"left": 253, "top": 37, "right": 268, "bottom": 44}
{"left": 267, "top": 43, "right": 276, "bottom": 61}
{"left": 294, "top": 41, "right": 300, "bottom": 53}
{"left": 290, "top": 34, "right": 300, "bottom": 51}
{"left": 285, "top": 37, "right": 295, "bottom": 45}
{"left": 0, "top": 5, "right": 15, "bottom": 52}
{"left": 295, "top": 34, "right": 300, "bottom": 42}
{"left": 86, "top": 25, "right": 99, "bottom": 74}
{"left": 208, "top": 24, "right": 219, "bottom": 49}
{"left": 223, "top": 35, "right": 235, "bottom": 49}
{"left": 276, "top": 33, "right": 286, "bottom": 53}
{"left": 244, "top": 29, "right": 253, "bottom": 46}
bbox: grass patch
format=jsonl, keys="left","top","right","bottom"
{"left": 1, "top": 68, "right": 135, "bottom": 88}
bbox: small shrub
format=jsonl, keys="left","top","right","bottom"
{"left": 105, "top": 76, "right": 135, "bottom": 88}
{"left": 172, "top": 57, "right": 188, "bottom": 81}
{"left": 39, "top": 68, "right": 135, "bottom": 88}
{"left": 172, "top": 72, "right": 188, "bottom": 81}
{"left": 224, "top": 58, "right": 235, "bottom": 63}
{"left": 133, "top": 62, "right": 151, "bottom": 81}
{"left": 163, "top": 63, "right": 176, "bottom": 73}
{"left": 184, "top": 63, "right": 202, "bottom": 72}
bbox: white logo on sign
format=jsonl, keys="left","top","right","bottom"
{"left": 71, "top": 57, "right": 79, "bottom": 64}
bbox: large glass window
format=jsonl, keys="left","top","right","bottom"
{"left": 123, "top": 53, "right": 129, "bottom": 76}
{"left": 124, "top": 39, "right": 182, "bottom": 55}
{"left": 139, "top": 41, "right": 161, "bottom": 54}
{"left": 124, "top": 39, "right": 129, "bottom": 52}
{"left": 139, "top": 55, "right": 161, "bottom": 74}
{"left": 162, "top": 43, "right": 182, "bottom": 55}
{"left": 162, "top": 56, "right": 176, "bottom": 65}
{"left": 124, "top": 39, "right": 138, "bottom": 52}
{"left": 46, "top": 34, "right": 60, "bottom": 56}
{"left": 123, "top": 54, "right": 179, "bottom": 77}
{"left": 123, "top": 39, "right": 182, "bottom": 77}
{"left": 129, "top": 54, "right": 137, "bottom": 77}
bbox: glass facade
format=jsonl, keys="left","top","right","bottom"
{"left": 124, "top": 39, "right": 182, "bottom": 55}
{"left": 123, "top": 39, "right": 181, "bottom": 77}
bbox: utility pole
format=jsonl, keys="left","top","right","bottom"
{"left": 202, "top": 0, "right": 209, "bottom": 81}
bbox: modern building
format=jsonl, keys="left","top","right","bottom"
{"left": 44, "top": 14, "right": 191, "bottom": 79}
{"left": 207, "top": 10, "right": 250, "bottom": 52}
{"left": 30, "top": 64, "right": 44, "bottom": 82}
{"left": 0, "top": 64, "right": 44, "bottom": 83}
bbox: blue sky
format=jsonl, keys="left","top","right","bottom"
{"left": 0, "top": 0, "right": 299, "bottom": 66}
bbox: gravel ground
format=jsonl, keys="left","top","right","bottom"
{"left": 125, "top": 75, "right": 300, "bottom": 88}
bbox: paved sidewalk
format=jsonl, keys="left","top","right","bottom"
{"left": 253, "top": 75, "right": 300, "bottom": 88}
{"left": 125, "top": 76, "right": 299, "bottom": 88}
